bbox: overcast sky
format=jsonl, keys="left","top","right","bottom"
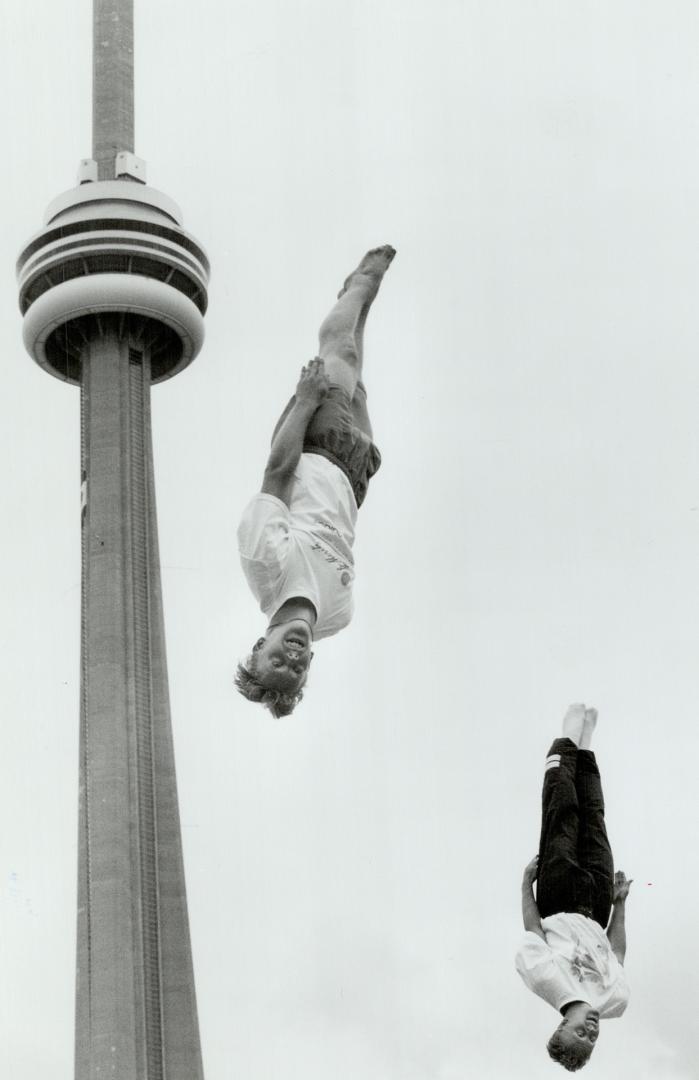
{"left": 1, "top": 1, "right": 699, "bottom": 1077}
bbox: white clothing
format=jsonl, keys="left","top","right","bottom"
{"left": 515, "top": 912, "right": 629, "bottom": 1018}
{"left": 237, "top": 453, "right": 357, "bottom": 640}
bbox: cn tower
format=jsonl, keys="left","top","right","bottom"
{"left": 16, "top": 2, "right": 208, "bottom": 1076}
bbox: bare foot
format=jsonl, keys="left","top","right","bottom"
{"left": 337, "top": 245, "right": 396, "bottom": 299}
{"left": 562, "top": 703, "right": 586, "bottom": 747}
{"left": 579, "top": 707, "right": 598, "bottom": 750}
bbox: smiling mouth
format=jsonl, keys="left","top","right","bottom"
{"left": 285, "top": 636, "right": 307, "bottom": 648}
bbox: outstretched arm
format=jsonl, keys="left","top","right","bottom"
{"left": 606, "top": 871, "right": 632, "bottom": 964}
{"left": 262, "top": 359, "right": 329, "bottom": 507}
{"left": 521, "top": 856, "right": 546, "bottom": 940}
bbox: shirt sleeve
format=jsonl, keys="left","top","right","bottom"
{"left": 237, "top": 494, "right": 291, "bottom": 565}
{"left": 515, "top": 934, "right": 566, "bottom": 1010}
{"left": 601, "top": 957, "right": 630, "bottom": 1018}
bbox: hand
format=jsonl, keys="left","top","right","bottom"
{"left": 523, "top": 855, "right": 539, "bottom": 886}
{"left": 295, "top": 358, "right": 330, "bottom": 409}
{"left": 613, "top": 870, "right": 633, "bottom": 903}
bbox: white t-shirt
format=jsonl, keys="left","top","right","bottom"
{"left": 237, "top": 453, "right": 357, "bottom": 640}
{"left": 515, "top": 913, "right": 629, "bottom": 1018}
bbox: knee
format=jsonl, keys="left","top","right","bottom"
{"left": 319, "top": 337, "right": 359, "bottom": 369}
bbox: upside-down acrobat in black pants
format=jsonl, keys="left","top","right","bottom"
{"left": 536, "top": 738, "right": 614, "bottom": 929}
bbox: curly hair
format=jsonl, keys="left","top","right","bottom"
{"left": 547, "top": 1031, "right": 592, "bottom": 1072}
{"left": 234, "top": 650, "right": 305, "bottom": 718}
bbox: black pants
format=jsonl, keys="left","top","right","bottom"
{"left": 536, "top": 738, "right": 614, "bottom": 929}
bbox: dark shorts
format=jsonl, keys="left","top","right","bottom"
{"left": 275, "top": 385, "right": 381, "bottom": 508}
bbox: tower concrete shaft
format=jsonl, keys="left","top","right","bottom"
{"left": 17, "top": 0, "right": 210, "bottom": 1074}
{"left": 74, "top": 322, "right": 204, "bottom": 1078}
{"left": 93, "top": 0, "right": 134, "bottom": 178}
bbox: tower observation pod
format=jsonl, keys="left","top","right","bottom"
{"left": 16, "top": 2, "right": 209, "bottom": 1077}
{"left": 17, "top": 179, "right": 209, "bottom": 386}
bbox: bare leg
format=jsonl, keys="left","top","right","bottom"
{"left": 317, "top": 245, "right": 395, "bottom": 396}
